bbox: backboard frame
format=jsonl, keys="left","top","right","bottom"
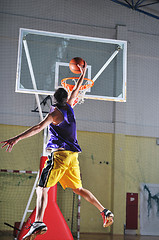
{"left": 16, "top": 28, "right": 127, "bottom": 102}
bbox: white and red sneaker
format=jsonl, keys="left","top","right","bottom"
{"left": 23, "top": 221, "right": 47, "bottom": 240}
{"left": 100, "top": 209, "right": 114, "bottom": 228}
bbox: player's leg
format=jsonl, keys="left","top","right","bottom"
{"left": 73, "top": 187, "right": 114, "bottom": 227}
{"left": 22, "top": 189, "right": 49, "bottom": 240}
{"left": 73, "top": 187, "right": 104, "bottom": 211}
{"left": 35, "top": 186, "right": 50, "bottom": 222}
{"left": 22, "top": 187, "right": 49, "bottom": 240}
{"left": 22, "top": 153, "right": 54, "bottom": 240}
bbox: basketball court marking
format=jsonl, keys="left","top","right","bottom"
{"left": 16, "top": 28, "right": 127, "bottom": 102}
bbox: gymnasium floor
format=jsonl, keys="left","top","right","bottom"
{"left": 0, "top": 232, "right": 159, "bottom": 240}
{"left": 80, "top": 234, "right": 159, "bottom": 240}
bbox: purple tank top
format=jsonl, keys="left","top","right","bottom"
{"left": 46, "top": 103, "right": 81, "bottom": 152}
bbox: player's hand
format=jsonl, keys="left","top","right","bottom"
{"left": 77, "top": 60, "right": 87, "bottom": 75}
{"left": 0, "top": 137, "right": 19, "bottom": 152}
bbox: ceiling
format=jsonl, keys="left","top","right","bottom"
{"left": 110, "top": 0, "right": 159, "bottom": 20}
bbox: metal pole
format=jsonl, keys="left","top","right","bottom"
{"left": 92, "top": 48, "right": 120, "bottom": 83}
{"left": 23, "top": 39, "right": 43, "bottom": 121}
{"left": 18, "top": 171, "right": 39, "bottom": 232}
{"left": 82, "top": 48, "right": 120, "bottom": 97}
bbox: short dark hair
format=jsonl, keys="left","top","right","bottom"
{"left": 53, "top": 87, "right": 68, "bottom": 106}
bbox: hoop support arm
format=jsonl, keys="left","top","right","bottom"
{"left": 92, "top": 47, "right": 121, "bottom": 82}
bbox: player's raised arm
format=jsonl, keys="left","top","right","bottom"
{"left": 67, "top": 61, "right": 87, "bottom": 107}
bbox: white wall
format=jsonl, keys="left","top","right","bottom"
{"left": 0, "top": 0, "right": 159, "bottom": 137}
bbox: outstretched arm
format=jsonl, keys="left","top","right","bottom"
{"left": 67, "top": 61, "right": 87, "bottom": 107}
{"left": 0, "top": 109, "right": 60, "bottom": 152}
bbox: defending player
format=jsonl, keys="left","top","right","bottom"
{"left": 1, "top": 61, "right": 114, "bottom": 240}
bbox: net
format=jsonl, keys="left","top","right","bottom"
{"left": 61, "top": 77, "right": 94, "bottom": 105}
{"left": 0, "top": 171, "right": 37, "bottom": 236}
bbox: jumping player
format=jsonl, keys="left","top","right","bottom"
{"left": 1, "top": 61, "right": 114, "bottom": 240}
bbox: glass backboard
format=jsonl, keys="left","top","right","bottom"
{"left": 16, "top": 28, "right": 127, "bottom": 102}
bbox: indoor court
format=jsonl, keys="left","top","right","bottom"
{"left": 0, "top": 0, "right": 159, "bottom": 240}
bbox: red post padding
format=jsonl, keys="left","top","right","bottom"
{"left": 18, "top": 156, "right": 74, "bottom": 240}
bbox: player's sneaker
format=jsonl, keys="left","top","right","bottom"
{"left": 22, "top": 221, "right": 47, "bottom": 240}
{"left": 100, "top": 209, "right": 114, "bottom": 228}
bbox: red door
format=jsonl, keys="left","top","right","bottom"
{"left": 126, "top": 193, "right": 138, "bottom": 229}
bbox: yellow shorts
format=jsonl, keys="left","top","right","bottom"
{"left": 38, "top": 150, "right": 82, "bottom": 189}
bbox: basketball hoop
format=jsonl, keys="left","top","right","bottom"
{"left": 61, "top": 77, "right": 94, "bottom": 106}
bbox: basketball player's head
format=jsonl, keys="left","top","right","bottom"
{"left": 53, "top": 87, "right": 68, "bottom": 106}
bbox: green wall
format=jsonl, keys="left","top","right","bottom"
{"left": 0, "top": 124, "right": 43, "bottom": 170}
{"left": 78, "top": 131, "right": 113, "bottom": 233}
{"left": 111, "top": 134, "right": 159, "bottom": 234}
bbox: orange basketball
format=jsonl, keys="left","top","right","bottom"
{"left": 69, "top": 57, "right": 85, "bottom": 74}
